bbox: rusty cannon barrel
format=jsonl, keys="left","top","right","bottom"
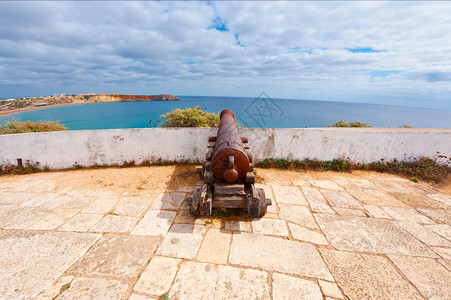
{"left": 211, "top": 109, "right": 249, "bottom": 183}
{"left": 185, "top": 108, "right": 271, "bottom": 217}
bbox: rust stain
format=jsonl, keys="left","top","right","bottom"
{"left": 262, "top": 132, "right": 275, "bottom": 158}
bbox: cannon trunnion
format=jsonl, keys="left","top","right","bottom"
{"left": 185, "top": 109, "right": 271, "bottom": 217}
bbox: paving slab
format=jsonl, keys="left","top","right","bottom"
{"left": 67, "top": 234, "right": 159, "bottom": 278}
{"left": 172, "top": 208, "right": 212, "bottom": 225}
{"left": 431, "top": 247, "right": 451, "bottom": 259}
{"left": 113, "top": 197, "right": 151, "bottom": 216}
{"left": 39, "top": 195, "right": 72, "bottom": 211}
{"left": 321, "top": 190, "right": 362, "bottom": 209}
{"left": 150, "top": 193, "right": 185, "bottom": 210}
{"left": 288, "top": 222, "right": 328, "bottom": 245}
{"left": 0, "top": 205, "right": 41, "bottom": 228}
{"left": 309, "top": 180, "right": 344, "bottom": 191}
{"left": 60, "top": 196, "right": 95, "bottom": 209}
{"left": 425, "top": 224, "right": 451, "bottom": 240}
{"left": 315, "top": 214, "right": 438, "bottom": 257}
{"left": 302, "top": 187, "right": 335, "bottom": 213}
{"left": 156, "top": 223, "right": 206, "bottom": 259}
{"left": 88, "top": 214, "right": 138, "bottom": 233}
{"left": 251, "top": 218, "right": 289, "bottom": 237}
{"left": 418, "top": 208, "right": 451, "bottom": 224}
{"left": 29, "top": 208, "right": 80, "bottom": 230}
{"left": 196, "top": 228, "right": 232, "bottom": 264}
{"left": 35, "top": 275, "right": 73, "bottom": 300}
{"left": 439, "top": 259, "right": 451, "bottom": 271}
{"left": 81, "top": 197, "right": 118, "bottom": 214}
{"left": 333, "top": 207, "right": 367, "bottom": 217}
{"left": 348, "top": 178, "right": 378, "bottom": 189}
{"left": 56, "top": 277, "right": 128, "bottom": 299}
{"left": 272, "top": 272, "right": 322, "bottom": 300}
{"left": 390, "top": 192, "right": 449, "bottom": 209}
{"left": 291, "top": 179, "right": 311, "bottom": 186}
{"left": 0, "top": 230, "right": 101, "bottom": 299}
{"left": 58, "top": 213, "right": 104, "bottom": 232}
{"left": 29, "top": 181, "right": 57, "bottom": 193}
{"left": 321, "top": 249, "right": 422, "bottom": 300}
{"left": 364, "top": 204, "right": 392, "bottom": 219}
{"left": 229, "top": 233, "right": 333, "bottom": 280}
{"left": 318, "top": 280, "right": 344, "bottom": 299}
{"left": 279, "top": 204, "right": 319, "bottom": 229}
{"left": 373, "top": 179, "right": 411, "bottom": 193}
{"left": 382, "top": 206, "right": 434, "bottom": 224}
{"left": 169, "top": 261, "right": 270, "bottom": 299}
{"left": 427, "top": 193, "right": 451, "bottom": 207}
{"left": 21, "top": 193, "right": 59, "bottom": 207}
{"left": 224, "top": 220, "right": 252, "bottom": 232}
{"left": 134, "top": 256, "right": 180, "bottom": 296}
{"left": 389, "top": 255, "right": 451, "bottom": 299}
{"left": 346, "top": 187, "right": 408, "bottom": 207}
{"left": 396, "top": 220, "right": 451, "bottom": 247}
{"left": 131, "top": 210, "right": 177, "bottom": 236}
{"left": 272, "top": 185, "right": 307, "bottom": 205}
{"left": 0, "top": 192, "right": 40, "bottom": 205}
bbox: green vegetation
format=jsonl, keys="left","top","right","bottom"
{"left": 159, "top": 106, "right": 220, "bottom": 127}
{"left": 328, "top": 120, "right": 371, "bottom": 127}
{"left": 256, "top": 156, "right": 451, "bottom": 183}
{"left": 60, "top": 284, "right": 70, "bottom": 292}
{"left": 163, "top": 293, "right": 169, "bottom": 300}
{"left": 0, "top": 119, "right": 67, "bottom": 134}
{"left": 0, "top": 161, "right": 45, "bottom": 175}
{"left": 212, "top": 207, "right": 233, "bottom": 219}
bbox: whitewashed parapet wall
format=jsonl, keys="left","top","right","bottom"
{"left": 0, "top": 128, "right": 450, "bottom": 169}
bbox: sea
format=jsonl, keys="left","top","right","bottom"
{"left": 1, "top": 96, "right": 450, "bottom": 129}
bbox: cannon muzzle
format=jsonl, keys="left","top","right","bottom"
{"left": 211, "top": 109, "right": 249, "bottom": 183}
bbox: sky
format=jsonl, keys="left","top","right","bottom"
{"left": 0, "top": 1, "right": 450, "bottom": 110}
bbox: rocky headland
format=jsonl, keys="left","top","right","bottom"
{"left": 0, "top": 94, "right": 180, "bottom": 115}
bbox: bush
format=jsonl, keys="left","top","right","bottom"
{"left": 159, "top": 106, "right": 220, "bottom": 127}
{"left": 0, "top": 119, "right": 67, "bottom": 134}
{"left": 328, "top": 120, "right": 371, "bottom": 127}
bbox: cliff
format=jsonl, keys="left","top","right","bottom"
{"left": 107, "top": 94, "right": 180, "bottom": 101}
{"left": 0, "top": 94, "right": 180, "bottom": 113}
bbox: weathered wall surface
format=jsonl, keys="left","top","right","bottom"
{"left": 1, "top": 128, "right": 450, "bottom": 169}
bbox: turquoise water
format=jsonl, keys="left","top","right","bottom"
{"left": 1, "top": 96, "right": 450, "bottom": 129}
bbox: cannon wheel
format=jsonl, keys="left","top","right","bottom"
{"left": 247, "top": 186, "right": 269, "bottom": 217}
{"left": 188, "top": 186, "right": 203, "bottom": 216}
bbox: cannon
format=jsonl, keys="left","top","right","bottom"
{"left": 185, "top": 109, "right": 271, "bottom": 217}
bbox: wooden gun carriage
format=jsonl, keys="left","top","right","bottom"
{"left": 185, "top": 109, "right": 271, "bottom": 217}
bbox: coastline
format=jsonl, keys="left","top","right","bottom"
{"left": 0, "top": 103, "right": 82, "bottom": 117}
{"left": 0, "top": 94, "right": 180, "bottom": 117}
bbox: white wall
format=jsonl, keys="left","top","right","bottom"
{"left": 1, "top": 128, "right": 450, "bottom": 169}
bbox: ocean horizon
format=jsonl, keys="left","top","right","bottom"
{"left": 1, "top": 96, "right": 450, "bottom": 130}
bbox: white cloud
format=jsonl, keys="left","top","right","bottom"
{"left": 0, "top": 1, "right": 450, "bottom": 109}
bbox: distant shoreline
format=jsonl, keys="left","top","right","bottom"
{"left": 0, "top": 103, "right": 81, "bottom": 117}
{"left": 0, "top": 94, "right": 180, "bottom": 117}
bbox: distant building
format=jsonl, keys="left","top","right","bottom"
{"left": 78, "top": 93, "right": 97, "bottom": 96}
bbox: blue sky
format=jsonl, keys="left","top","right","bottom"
{"left": 0, "top": 1, "right": 450, "bottom": 110}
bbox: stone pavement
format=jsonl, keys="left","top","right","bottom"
{"left": 0, "top": 166, "right": 451, "bottom": 299}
